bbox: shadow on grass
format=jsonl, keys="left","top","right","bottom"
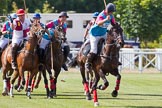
{"left": 122, "top": 93, "right": 162, "bottom": 97}
{"left": 102, "top": 106, "right": 162, "bottom": 108}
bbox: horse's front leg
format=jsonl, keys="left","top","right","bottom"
{"left": 97, "top": 69, "right": 109, "bottom": 90}
{"left": 17, "top": 68, "right": 25, "bottom": 92}
{"left": 41, "top": 68, "right": 50, "bottom": 98}
{"left": 51, "top": 67, "right": 61, "bottom": 98}
{"left": 91, "top": 71, "right": 100, "bottom": 107}
{"left": 80, "top": 64, "right": 91, "bottom": 100}
{"left": 26, "top": 69, "right": 37, "bottom": 99}
{"left": 46, "top": 65, "right": 55, "bottom": 98}
{"left": 111, "top": 68, "right": 121, "bottom": 97}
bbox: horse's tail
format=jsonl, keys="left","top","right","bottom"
{"left": 68, "top": 56, "right": 78, "bottom": 67}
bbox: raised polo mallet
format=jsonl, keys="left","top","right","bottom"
{"left": 103, "top": 0, "right": 107, "bottom": 8}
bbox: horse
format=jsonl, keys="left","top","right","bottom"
{"left": 1, "top": 21, "right": 44, "bottom": 98}
{"left": 72, "top": 23, "right": 124, "bottom": 106}
{"left": 0, "top": 32, "right": 13, "bottom": 95}
{"left": 38, "top": 25, "right": 64, "bottom": 98}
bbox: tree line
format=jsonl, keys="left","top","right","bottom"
{"left": 0, "top": 0, "right": 162, "bottom": 47}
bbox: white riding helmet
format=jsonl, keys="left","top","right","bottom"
{"left": 10, "top": 13, "right": 17, "bottom": 19}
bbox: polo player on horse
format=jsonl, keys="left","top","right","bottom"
{"left": 10, "top": 9, "right": 31, "bottom": 70}
{"left": 0, "top": 13, "right": 17, "bottom": 55}
{"left": 83, "top": 12, "right": 99, "bottom": 43}
{"left": 39, "top": 11, "right": 70, "bottom": 71}
{"left": 85, "top": 3, "right": 117, "bottom": 72}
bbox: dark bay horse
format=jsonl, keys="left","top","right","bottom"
{"left": 1, "top": 21, "right": 44, "bottom": 98}
{"left": 39, "top": 25, "right": 64, "bottom": 98}
{"left": 73, "top": 23, "right": 124, "bottom": 106}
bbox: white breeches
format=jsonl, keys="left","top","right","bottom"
{"left": 89, "top": 33, "right": 107, "bottom": 54}
{"left": 39, "top": 38, "right": 50, "bottom": 49}
{"left": 12, "top": 37, "right": 24, "bottom": 47}
{"left": 0, "top": 37, "right": 10, "bottom": 49}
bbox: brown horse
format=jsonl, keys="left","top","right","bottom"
{"left": 73, "top": 23, "right": 124, "bottom": 106}
{"left": 1, "top": 21, "right": 44, "bottom": 98}
{"left": 38, "top": 25, "right": 64, "bottom": 98}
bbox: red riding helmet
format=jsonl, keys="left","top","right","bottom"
{"left": 17, "top": 9, "right": 25, "bottom": 16}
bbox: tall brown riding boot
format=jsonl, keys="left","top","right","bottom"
{"left": 11, "top": 44, "right": 18, "bottom": 70}
{"left": 85, "top": 53, "right": 96, "bottom": 72}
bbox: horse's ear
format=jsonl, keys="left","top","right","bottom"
{"left": 30, "top": 19, "right": 33, "bottom": 23}
{"left": 115, "top": 22, "right": 119, "bottom": 26}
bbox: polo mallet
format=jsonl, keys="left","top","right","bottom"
{"left": 103, "top": 0, "right": 107, "bottom": 8}
{"left": 51, "top": 41, "right": 55, "bottom": 77}
{"left": 23, "top": 0, "right": 28, "bottom": 18}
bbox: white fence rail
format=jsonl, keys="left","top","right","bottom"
{"left": 69, "top": 48, "right": 162, "bottom": 73}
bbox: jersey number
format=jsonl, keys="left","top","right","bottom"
{"left": 17, "top": 22, "right": 21, "bottom": 26}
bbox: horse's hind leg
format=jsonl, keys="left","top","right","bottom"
{"left": 111, "top": 68, "right": 121, "bottom": 97}
{"left": 10, "top": 70, "right": 19, "bottom": 97}
{"left": 80, "top": 64, "right": 91, "bottom": 100}
{"left": 35, "top": 71, "right": 42, "bottom": 89}
{"left": 6, "top": 70, "right": 13, "bottom": 93}
{"left": 14, "top": 76, "right": 21, "bottom": 90}
{"left": 97, "top": 69, "right": 109, "bottom": 90}
{"left": 2, "top": 67, "right": 9, "bottom": 96}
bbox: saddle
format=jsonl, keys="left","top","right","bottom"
{"left": 82, "top": 38, "right": 105, "bottom": 56}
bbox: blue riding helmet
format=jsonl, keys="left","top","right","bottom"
{"left": 10, "top": 13, "right": 17, "bottom": 19}
{"left": 106, "top": 3, "right": 116, "bottom": 13}
{"left": 33, "top": 13, "right": 41, "bottom": 19}
{"left": 93, "top": 12, "right": 99, "bottom": 18}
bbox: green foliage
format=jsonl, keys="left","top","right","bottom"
{"left": 11, "top": 1, "right": 18, "bottom": 13}
{"left": 141, "top": 40, "right": 160, "bottom": 48}
{"left": 115, "top": 0, "right": 162, "bottom": 48}
{"left": 42, "top": 0, "right": 53, "bottom": 13}
{"left": 1, "top": 0, "right": 162, "bottom": 48}
{"left": 0, "top": 0, "right": 8, "bottom": 15}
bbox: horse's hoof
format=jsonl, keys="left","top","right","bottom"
{"left": 35, "top": 85, "right": 38, "bottom": 89}
{"left": 111, "top": 90, "right": 118, "bottom": 97}
{"left": 14, "top": 85, "right": 19, "bottom": 90}
{"left": 86, "top": 93, "right": 92, "bottom": 100}
{"left": 2, "top": 92, "right": 7, "bottom": 96}
{"left": 47, "top": 96, "right": 51, "bottom": 99}
{"left": 2, "top": 89, "right": 8, "bottom": 96}
{"left": 10, "top": 95, "right": 14, "bottom": 98}
{"left": 28, "top": 96, "right": 31, "bottom": 99}
{"left": 17, "top": 89, "right": 21, "bottom": 92}
{"left": 50, "top": 91, "right": 56, "bottom": 98}
{"left": 94, "top": 102, "right": 99, "bottom": 107}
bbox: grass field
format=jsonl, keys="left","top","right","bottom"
{"left": 0, "top": 69, "right": 162, "bottom": 108}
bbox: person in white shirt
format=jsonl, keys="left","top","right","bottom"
{"left": 10, "top": 9, "right": 31, "bottom": 70}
